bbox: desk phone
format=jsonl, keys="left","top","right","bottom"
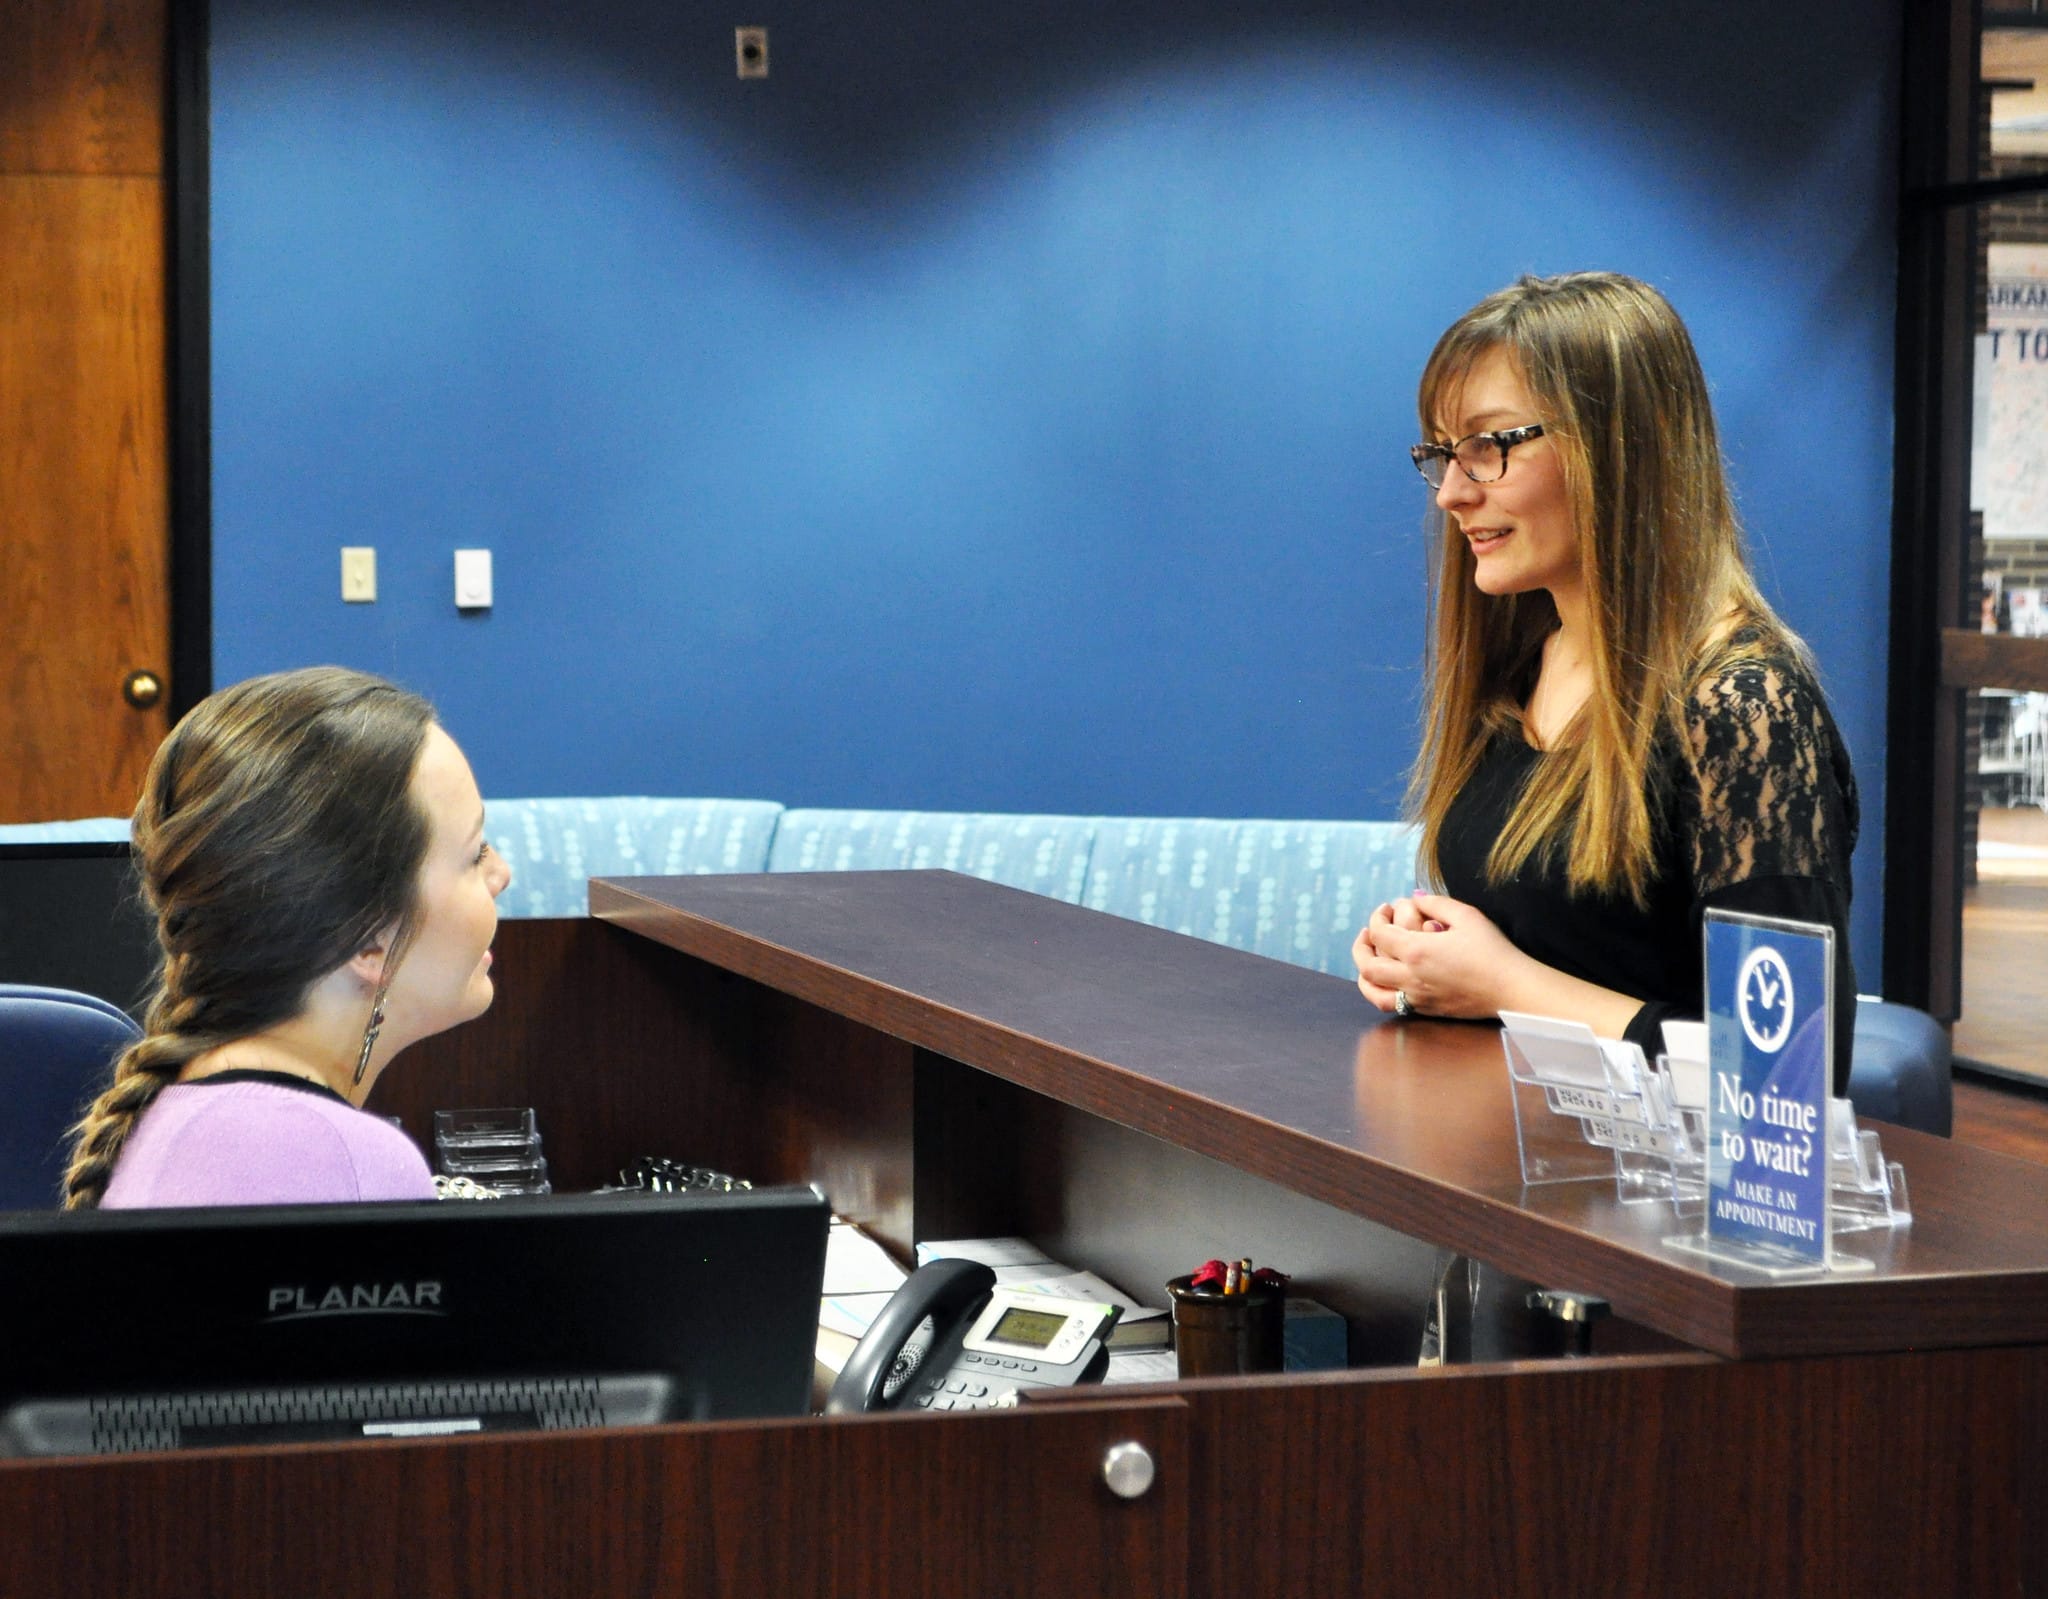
{"left": 824, "top": 1258, "right": 1120, "bottom": 1414}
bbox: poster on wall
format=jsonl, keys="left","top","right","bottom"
{"left": 1982, "top": 243, "right": 2048, "bottom": 541}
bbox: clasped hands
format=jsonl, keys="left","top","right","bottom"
{"left": 1352, "top": 893, "right": 1522, "bottom": 1021}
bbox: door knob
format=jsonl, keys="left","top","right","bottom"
{"left": 1100, "top": 1440, "right": 1157, "bottom": 1500}
{"left": 122, "top": 670, "right": 164, "bottom": 710}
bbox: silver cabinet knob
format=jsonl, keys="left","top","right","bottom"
{"left": 1101, "top": 1440, "right": 1156, "bottom": 1500}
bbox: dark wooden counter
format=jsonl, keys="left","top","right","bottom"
{"left": 7, "top": 873, "right": 2046, "bottom": 1598}
{"left": 590, "top": 870, "right": 2048, "bottom": 1360}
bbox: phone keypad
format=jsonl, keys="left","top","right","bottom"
{"left": 963, "top": 1352, "right": 1038, "bottom": 1375}
{"left": 914, "top": 1362, "right": 1024, "bottom": 1411}
{"left": 907, "top": 1351, "right": 1068, "bottom": 1412}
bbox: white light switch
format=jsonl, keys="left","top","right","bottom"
{"left": 341, "top": 546, "right": 377, "bottom": 603}
{"left": 454, "top": 548, "right": 493, "bottom": 610}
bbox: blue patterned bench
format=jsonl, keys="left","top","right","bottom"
{"left": 1079, "top": 817, "right": 1421, "bottom": 979}
{"left": 766, "top": 809, "right": 1097, "bottom": 903}
{"left": 1, "top": 801, "right": 1950, "bottom": 1135}
{"left": 484, "top": 797, "right": 784, "bottom": 918}
{"left": 474, "top": 798, "right": 1952, "bottom": 1134}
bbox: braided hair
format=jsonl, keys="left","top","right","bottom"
{"left": 63, "top": 667, "right": 435, "bottom": 1208}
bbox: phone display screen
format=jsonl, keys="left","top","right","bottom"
{"left": 986, "top": 1306, "right": 1067, "bottom": 1350}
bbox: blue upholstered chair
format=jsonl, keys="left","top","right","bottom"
{"left": 1849, "top": 998, "right": 1954, "bottom": 1136}
{"left": 0, "top": 984, "right": 140, "bottom": 1210}
{"left": 767, "top": 809, "right": 1098, "bottom": 903}
{"left": 486, "top": 798, "right": 784, "bottom": 917}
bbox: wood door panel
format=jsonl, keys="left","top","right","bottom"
{"left": 0, "top": 171, "right": 169, "bottom": 821}
{"left": 1167, "top": 1346, "right": 2048, "bottom": 1597}
{"left": 0, "top": 1397, "right": 1189, "bottom": 1599}
{"left": 0, "top": 0, "right": 163, "bottom": 177}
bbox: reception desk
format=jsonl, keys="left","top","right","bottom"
{"left": 4, "top": 871, "right": 2045, "bottom": 1596}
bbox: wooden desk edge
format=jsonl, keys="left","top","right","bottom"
{"left": 590, "top": 878, "right": 2048, "bottom": 1361}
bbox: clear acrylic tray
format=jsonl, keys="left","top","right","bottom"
{"left": 1498, "top": 1012, "right": 1909, "bottom": 1235}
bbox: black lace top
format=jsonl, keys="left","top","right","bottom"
{"left": 1436, "top": 638, "right": 1860, "bottom": 1091}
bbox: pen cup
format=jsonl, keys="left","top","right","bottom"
{"left": 1166, "top": 1274, "right": 1285, "bottom": 1378}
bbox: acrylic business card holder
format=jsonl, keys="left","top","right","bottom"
{"left": 1503, "top": 1014, "right": 1909, "bottom": 1235}
{"left": 1500, "top": 1012, "right": 1630, "bottom": 1186}
{"left": 1607, "top": 1057, "right": 1708, "bottom": 1213}
{"left": 1826, "top": 1100, "right": 1912, "bottom": 1233}
{"left": 433, "top": 1106, "right": 552, "bottom": 1196}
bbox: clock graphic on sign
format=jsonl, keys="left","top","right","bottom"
{"left": 1736, "top": 946, "right": 1795, "bottom": 1054}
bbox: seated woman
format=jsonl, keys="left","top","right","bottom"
{"left": 1353, "top": 272, "right": 1859, "bottom": 1091}
{"left": 63, "top": 666, "right": 512, "bottom": 1208}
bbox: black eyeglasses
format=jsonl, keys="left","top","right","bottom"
{"left": 1408, "top": 423, "right": 1546, "bottom": 489}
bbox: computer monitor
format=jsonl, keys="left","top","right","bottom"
{"left": 0, "top": 1186, "right": 831, "bottom": 1457}
{"left": 0, "top": 842, "right": 157, "bottom": 1018}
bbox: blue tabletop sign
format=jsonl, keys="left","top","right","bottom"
{"left": 1703, "top": 910, "right": 1833, "bottom": 1267}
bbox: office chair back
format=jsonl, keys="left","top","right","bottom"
{"left": 0, "top": 985, "right": 141, "bottom": 1210}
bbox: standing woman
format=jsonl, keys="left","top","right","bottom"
{"left": 1352, "top": 272, "right": 1860, "bottom": 1090}
{"left": 63, "top": 666, "right": 513, "bottom": 1208}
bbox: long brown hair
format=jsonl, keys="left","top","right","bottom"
{"left": 1408, "top": 272, "right": 1793, "bottom": 905}
{"left": 63, "top": 667, "right": 436, "bottom": 1208}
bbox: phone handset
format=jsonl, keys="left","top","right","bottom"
{"left": 827, "top": 1257, "right": 997, "bottom": 1415}
{"left": 827, "top": 1257, "right": 1122, "bottom": 1415}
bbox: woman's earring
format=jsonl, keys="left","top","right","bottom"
{"left": 353, "top": 994, "right": 387, "bottom": 1086}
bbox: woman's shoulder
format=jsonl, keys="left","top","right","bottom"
{"left": 156, "top": 1078, "right": 366, "bottom": 1133}
{"left": 1677, "top": 626, "right": 1845, "bottom": 769}
{"left": 107, "top": 1081, "right": 434, "bottom": 1206}
{"left": 191, "top": 1081, "right": 433, "bottom": 1175}
{"left": 1667, "top": 621, "right": 1859, "bottom": 876}
{"left": 1684, "top": 625, "right": 1828, "bottom": 717}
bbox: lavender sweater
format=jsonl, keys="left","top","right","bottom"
{"left": 101, "top": 1075, "right": 436, "bottom": 1208}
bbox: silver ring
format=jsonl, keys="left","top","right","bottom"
{"left": 1393, "top": 989, "right": 1414, "bottom": 1019}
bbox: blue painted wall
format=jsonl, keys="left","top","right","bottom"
{"left": 210, "top": 0, "right": 1899, "bottom": 976}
